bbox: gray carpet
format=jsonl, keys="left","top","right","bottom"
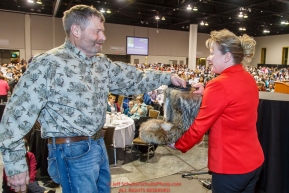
{"left": 110, "top": 142, "right": 208, "bottom": 188}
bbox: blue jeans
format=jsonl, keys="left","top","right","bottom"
{"left": 47, "top": 137, "right": 111, "bottom": 193}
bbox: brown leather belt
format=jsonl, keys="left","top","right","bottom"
{"left": 48, "top": 130, "right": 105, "bottom": 144}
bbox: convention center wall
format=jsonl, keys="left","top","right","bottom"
{"left": 1, "top": 11, "right": 289, "bottom": 67}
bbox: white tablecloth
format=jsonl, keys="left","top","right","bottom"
{"left": 105, "top": 117, "right": 135, "bottom": 148}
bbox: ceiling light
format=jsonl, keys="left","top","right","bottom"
{"left": 205, "top": 22, "right": 208, "bottom": 26}
{"left": 100, "top": 8, "right": 105, "bottom": 13}
{"left": 263, "top": 30, "right": 270, "bottom": 33}
{"left": 106, "top": 9, "right": 111, "bottom": 13}
{"left": 155, "top": 15, "right": 160, "bottom": 20}
{"left": 36, "top": 0, "right": 42, "bottom": 4}
{"left": 182, "top": 26, "right": 185, "bottom": 28}
{"left": 193, "top": 7, "right": 198, "bottom": 11}
{"left": 161, "top": 16, "right": 165, "bottom": 20}
{"left": 187, "top": 5, "right": 192, "bottom": 10}
{"left": 281, "top": 21, "right": 285, "bottom": 24}
{"left": 200, "top": 21, "right": 204, "bottom": 25}
{"left": 285, "top": 21, "right": 289, "bottom": 25}
{"left": 239, "top": 27, "right": 246, "bottom": 31}
{"left": 239, "top": 12, "right": 243, "bottom": 17}
{"left": 28, "top": 0, "right": 34, "bottom": 3}
{"left": 243, "top": 14, "right": 248, "bottom": 18}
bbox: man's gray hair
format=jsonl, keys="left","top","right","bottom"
{"left": 62, "top": 5, "right": 105, "bottom": 37}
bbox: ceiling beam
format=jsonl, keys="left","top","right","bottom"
{"left": 53, "top": 0, "right": 61, "bottom": 17}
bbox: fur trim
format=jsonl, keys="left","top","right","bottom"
{"left": 139, "top": 88, "right": 202, "bottom": 144}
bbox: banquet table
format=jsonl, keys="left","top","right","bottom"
{"left": 256, "top": 92, "right": 289, "bottom": 193}
{"left": 105, "top": 115, "right": 135, "bottom": 148}
{"left": 0, "top": 104, "right": 5, "bottom": 122}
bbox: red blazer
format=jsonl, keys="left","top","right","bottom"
{"left": 175, "top": 64, "right": 264, "bottom": 174}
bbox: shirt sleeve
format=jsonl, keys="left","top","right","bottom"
{"left": 0, "top": 54, "right": 50, "bottom": 176}
{"left": 106, "top": 59, "right": 172, "bottom": 95}
{"left": 175, "top": 80, "right": 227, "bottom": 153}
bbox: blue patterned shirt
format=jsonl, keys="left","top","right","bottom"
{"left": 0, "top": 39, "right": 171, "bottom": 176}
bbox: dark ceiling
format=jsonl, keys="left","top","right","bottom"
{"left": 1, "top": 0, "right": 289, "bottom": 37}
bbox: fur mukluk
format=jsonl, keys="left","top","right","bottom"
{"left": 139, "top": 87, "right": 202, "bottom": 144}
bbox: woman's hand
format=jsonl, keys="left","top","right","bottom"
{"left": 167, "top": 143, "right": 177, "bottom": 150}
{"left": 192, "top": 83, "right": 205, "bottom": 95}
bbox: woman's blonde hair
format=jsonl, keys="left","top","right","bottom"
{"left": 108, "top": 94, "right": 116, "bottom": 100}
{"left": 205, "top": 29, "right": 256, "bottom": 63}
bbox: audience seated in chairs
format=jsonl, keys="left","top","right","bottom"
{"left": 107, "top": 94, "right": 121, "bottom": 113}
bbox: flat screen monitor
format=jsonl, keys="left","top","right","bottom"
{"left": 126, "top": 36, "right": 149, "bottom": 56}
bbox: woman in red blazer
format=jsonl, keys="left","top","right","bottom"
{"left": 170, "top": 29, "right": 264, "bottom": 193}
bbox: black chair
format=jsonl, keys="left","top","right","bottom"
{"left": 103, "top": 126, "right": 116, "bottom": 166}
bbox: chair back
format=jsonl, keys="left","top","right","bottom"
{"left": 149, "top": 110, "right": 160, "bottom": 119}
{"left": 146, "top": 105, "right": 154, "bottom": 116}
{"left": 117, "top": 95, "right": 125, "bottom": 112}
{"left": 103, "top": 126, "right": 115, "bottom": 148}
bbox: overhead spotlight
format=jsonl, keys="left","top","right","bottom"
{"left": 243, "top": 14, "right": 248, "bottom": 18}
{"left": 36, "top": 0, "right": 42, "bottom": 4}
{"left": 205, "top": 22, "right": 208, "bottom": 26}
{"left": 200, "top": 21, "right": 204, "bottom": 25}
{"left": 100, "top": 8, "right": 105, "bottom": 13}
{"left": 193, "top": 7, "right": 198, "bottom": 11}
{"left": 106, "top": 9, "right": 111, "bottom": 13}
{"left": 161, "top": 16, "right": 165, "bottom": 20}
{"left": 187, "top": 5, "right": 192, "bottom": 10}
{"left": 281, "top": 21, "right": 285, "bottom": 24}
{"left": 239, "top": 12, "right": 243, "bottom": 17}
{"left": 263, "top": 30, "right": 270, "bottom": 33}
{"left": 155, "top": 15, "right": 160, "bottom": 20}
{"left": 286, "top": 21, "right": 289, "bottom": 25}
{"left": 28, "top": 0, "right": 34, "bottom": 3}
{"left": 239, "top": 27, "right": 246, "bottom": 31}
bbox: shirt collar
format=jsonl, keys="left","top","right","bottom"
{"left": 64, "top": 39, "right": 97, "bottom": 62}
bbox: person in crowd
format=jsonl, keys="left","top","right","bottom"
{"left": 257, "top": 81, "right": 266, "bottom": 91}
{"left": 168, "top": 29, "right": 264, "bottom": 193}
{"left": 123, "top": 100, "right": 134, "bottom": 117}
{"left": 147, "top": 89, "right": 162, "bottom": 110}
{"left": 130, "top": 96, "right": 148, "bottom": 138}
{"left": 130, "top": 96, "right": 147, "bottom": 120}
{"left": 266, "top": 82, "right": 275, "bottom": 92}
{"left": 2, "top": 138, "right": 56, "bottom": 193}
{"left": 0, "top": 5, "right": 186, "bottom": 193}
{"left": 107, "top": 94, "right": 120, "bottom": 113}
{"left": 0, "top": 75, "right": 10, "bottom": 102}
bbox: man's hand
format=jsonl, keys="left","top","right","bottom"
{"left": 7, "top": 171, "right": 29, "bottom": 193}
{"left": 170, "top": 74, "right": 186, "bottom": 88}
{"left": 192, "top": 83, "right": 205, "bottom": 95}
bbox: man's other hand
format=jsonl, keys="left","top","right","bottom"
{"left": 170, "top": 74, "right": 186, "bottom": 88}
{"left": 7, "top": 171, "right": 29, "bottom": 193}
